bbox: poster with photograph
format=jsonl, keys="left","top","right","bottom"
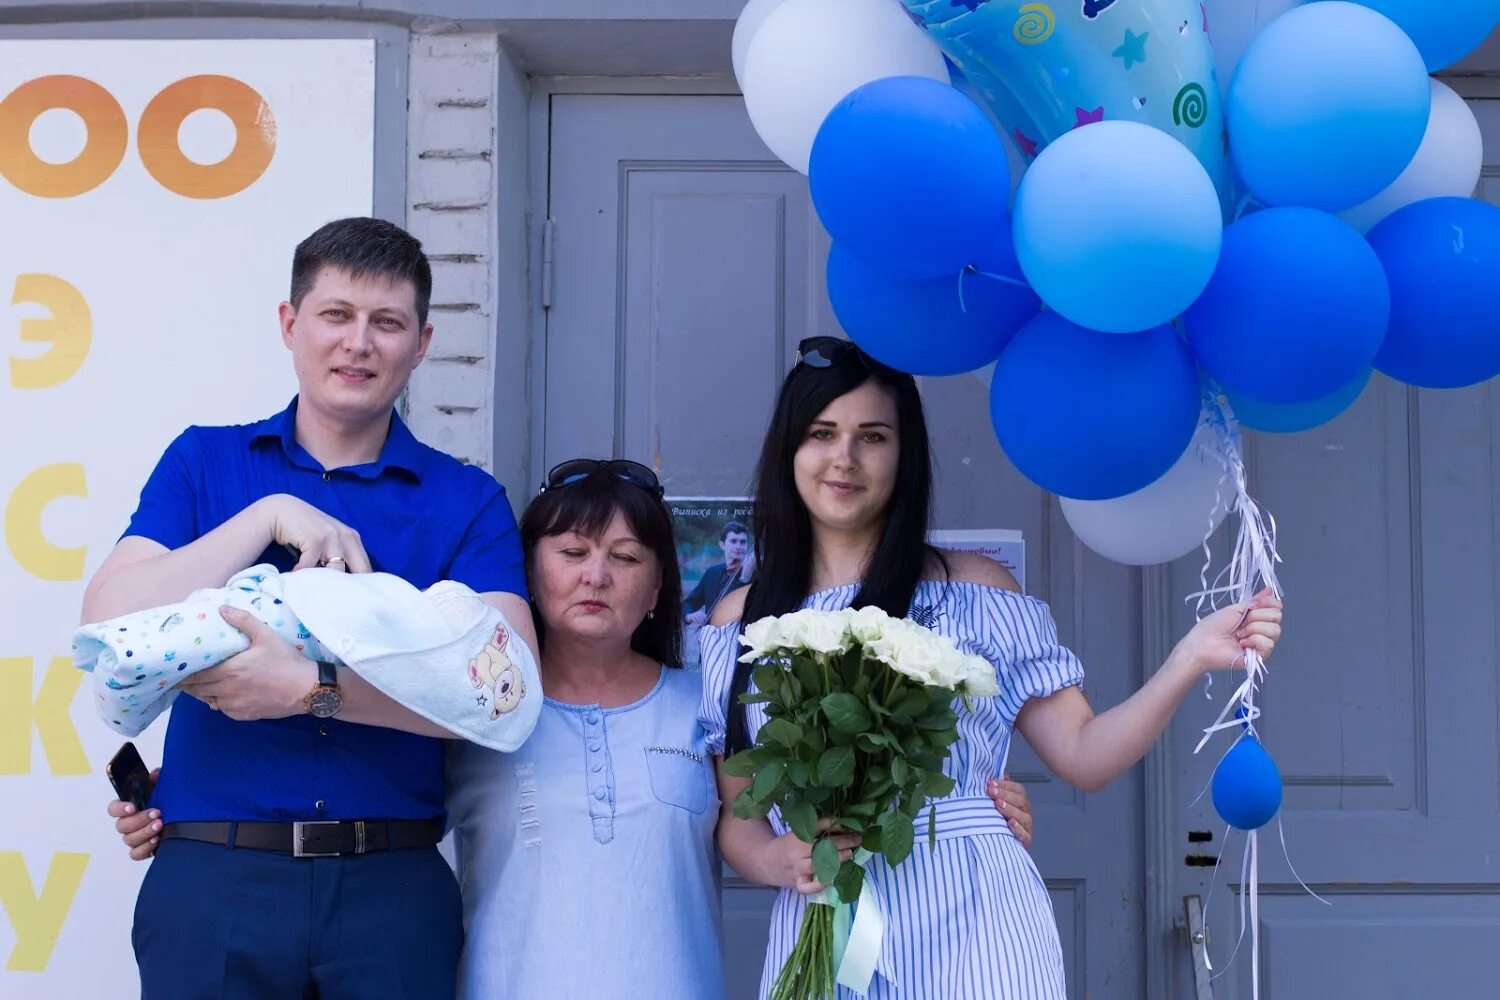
{"left": 669, "top": 497, "right": 755, "bottom": 669}
{"left": 930, "top": 529, "right": 1026, "bottom": 593}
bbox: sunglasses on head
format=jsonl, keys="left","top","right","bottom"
{"left": 539, "top": 458, "right": 665, "bottom": 498}
{"left": 795, "top": 336, "right": 868, "bottom": 371}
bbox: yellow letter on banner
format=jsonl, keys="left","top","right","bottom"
{"left": 0, "top": 657, "right": 87, "bottom": 776}
{"left": 0, "top": 852, "right": 88, "bottom": 972}
{"left": 5, "top": 463, "right": 86, "bottom": 581}
{"left": 9, "top": 274, "right": 92, "bottom": 389}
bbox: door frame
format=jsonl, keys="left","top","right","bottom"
{"left": 525, "top": 74, "right": 742, "bottom": 494}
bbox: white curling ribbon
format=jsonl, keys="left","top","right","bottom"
{"left": 1183, "top": 388, "right": 1287, "bottom": 1000}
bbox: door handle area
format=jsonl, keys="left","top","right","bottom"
{"left": 1182, "top": 894, "right": 1214, "bottom": 1000}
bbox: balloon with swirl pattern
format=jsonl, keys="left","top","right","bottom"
{"left": 899, "top": 0, "right": 1232, "bottom": 212}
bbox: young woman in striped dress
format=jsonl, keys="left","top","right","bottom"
{"left": 699, "top": 337, "right": 1284, "bottom": 999}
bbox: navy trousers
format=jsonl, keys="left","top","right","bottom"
{"left": 133, "top": 838, "right": 462, "bottom": 999}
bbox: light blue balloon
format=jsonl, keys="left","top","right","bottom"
{"left": 990, "top": 312, "right": 1200, "bottom": 500}
{"left": 827, "top": 225, "right": 1041, "bottom": 377}
{"left": 1348, "top": 0, "right": 1500, "bottom": 71}
{"left": 1013, "top": 120, "right": 1222, "bottom": 333}
{"left": 1367, "top": 197, "right": 1500, "bottom": 389}
{"left": 1185, "top": 208, "right": 1389, "bottom": 404}
{"left": 1223, "top": 370, "right": 1373, "bottom": 434}
{"left": 1227, "top": 2, "right": 1430, "bottom": 211}
{"left": 1212, "top": 736, "right": 1283, "bottom": 831}
{"left": 900, "top": 0, "right": 1232, "bottom": 207}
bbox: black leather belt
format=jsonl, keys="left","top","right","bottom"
{"left": 160, "top": 819, "right": 443, "bottom": 858}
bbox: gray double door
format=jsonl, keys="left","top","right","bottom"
{"left": 536, "top": 87, "right": 1500, "bottom": 998}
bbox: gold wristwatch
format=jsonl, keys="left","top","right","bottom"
{"left": 304, "top": 661, "right": 343, "bottom": 719}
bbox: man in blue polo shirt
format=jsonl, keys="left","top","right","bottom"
{"left": 85, "top": 217, "right": 534, "bottom": 998}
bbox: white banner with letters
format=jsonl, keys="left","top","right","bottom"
{"left": 0, "top": 39, "right": 375, "bottom": 996}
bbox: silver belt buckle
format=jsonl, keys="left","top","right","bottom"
{"left": 292, "top": 820, "right": 342, "bottom": 858}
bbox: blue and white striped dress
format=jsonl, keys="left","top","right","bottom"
{"left": 698, "top": 581, "right": 1083, "bottom": 999}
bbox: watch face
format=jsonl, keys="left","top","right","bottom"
{"left": 308, "top": 688, "right": 342, "bottom": 719}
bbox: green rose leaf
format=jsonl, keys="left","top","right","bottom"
{"left": 833, "top": 860, "right": 865, "bottom": 904}
{"left": 889, "top": 689, "right": 931, "bottom": 723}
{"left": 759, "top": 718, "right": 803, "bottom": 748}
{"left": 751, "top": 760, "right": 787, "bottom": 801}
{"left": 816, "top": 746, "right": 856, "bottom": 788}
{"left": 812, "top": 836, "right": 842, "bottom": 886}
{"left": 821, "top": 692, "right": 873, "bottom": 734}
{"left": 719, "top": 746, "right": 776, "bottom": 778}
{"left": 786, "top": 759, "right": 812, "bottom": 788}
{"left": 881, "top": 809, "right": 915, "bottom": 866}
{"left": 922, "top": 770, "right": 957, "bottom": 799}
{"left": 890, "top": 756, "right": 910, "bottom": 788}
{"left": 784, "top": 801, "right": 818, "bottom": 843}
{"left": 752, "top": 661, "right": 783, "bottom": 699}
{"left": 732, "top": 788, "right": 768, "bottom": 820}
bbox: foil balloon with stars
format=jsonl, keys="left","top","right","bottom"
{"left": 900, "top": 0, "right": 1232, "bottom": 209}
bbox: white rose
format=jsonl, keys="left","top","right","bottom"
{"left": 963, "top": 654, "right": 1001, "bottom": 697}
{"left": 738, "top": 615, "right": 783, "bottom": 662}
{"left": 801, "top": 612, "right": 853, "bottom": 655}
{"left": 848, "top": 605, "right": 893, "bottom": 643}
{"left": 777, "top": 609, "right": 823, "bottom": 650}
{"left": 886, "top": 630, "right": 949, "bottom": 687}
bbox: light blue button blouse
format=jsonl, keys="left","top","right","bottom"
{"left": 447, "top": 665, "right": 724, "bottom": 999}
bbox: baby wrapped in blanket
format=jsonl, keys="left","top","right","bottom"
{"left": 73, "top": 564, "right": 541, "bottom": 752}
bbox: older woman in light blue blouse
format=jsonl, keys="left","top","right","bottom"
{"left": 446, "top": 460, "right": 722, "bottom": 999}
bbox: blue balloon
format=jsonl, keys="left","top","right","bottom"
{"left": 1013, "top": 120, "right": 1223, "bottom": 334}
{"left": 1367, "top": 197, "right": 1500, "bottom": 389}
{"left": 990, "top": 313, "right": 1200, "bottom": 500}
{"left": 1223, "top": 370, "right": 1373, "bottom": 434}
{"left": 827, "top": 225, "right": 1040, "bottom": 377}
{"left": 1184, "top": 208, "right": 1389, "bottom": 404}
{"left": 1212, "top": 736, "right": 1283, "bottom": 831}
{"left": 809, "top": 76, "right": 1010, "bottom": 280}
{"left": 1350, "top": 1, "right": 1500, "bottom": 71}
{"left": 1227, "top": 2, "right": 1430, "bottom": 210}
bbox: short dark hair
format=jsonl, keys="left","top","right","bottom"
{"left": 726, "top": 344, "right": 940, "bottom": 753}
{"left": 520, "top": 467, "right": 684, "bottom": 668}
{"left": 289, "top": 217, "right": 433, "bottom": 326}
{"left": 719, "top": 520, "right": 750, "bottom": 542}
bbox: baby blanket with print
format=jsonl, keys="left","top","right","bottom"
{"left": 73, "top": 564, "right": 541, "bottom": 753}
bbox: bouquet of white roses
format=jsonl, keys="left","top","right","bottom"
{"left": 721, "top": 605, "right": 999, "bottom": 1000}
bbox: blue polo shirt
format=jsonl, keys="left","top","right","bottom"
{"left": 122, "top": 398, "right": 527, "bottom": 824}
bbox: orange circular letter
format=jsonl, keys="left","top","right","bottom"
{"left": 0, "top": 75, "right": 127, "bottom": 198}
{"left": 138, "top": 75, "right": 276, "bottom": 199}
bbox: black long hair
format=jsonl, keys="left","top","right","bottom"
{"left": 725, "top": 346, "right": 940, "bottom": 752}
{"left": 520, "top": 470, "right": 683, "bottom": 668}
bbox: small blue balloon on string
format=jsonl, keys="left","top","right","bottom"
{"left": 1212, "top": 732, "right": 1283, "bottom": 831}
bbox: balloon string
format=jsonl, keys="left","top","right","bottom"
{"left": 958, "top": 263, "right": 1031, "bottom": 317}
{"left": 1232, "top": 190, "right": 1256, "bottom": 222}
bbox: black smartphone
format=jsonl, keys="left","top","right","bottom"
{"left": 106, "top": 741, "right": 154, "bottom": 811}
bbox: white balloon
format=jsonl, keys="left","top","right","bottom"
{"left": 733, "top": 0, "right": 786, "bottom": 89}
{"left": 1340, "top": 78, "right": 1484, "bottom": 233}
{"left": 1060, "top": 413, "right": 1232, "bottom": 566}
{"left": 740, "top": 0, "right": 949, "bottom": 174}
